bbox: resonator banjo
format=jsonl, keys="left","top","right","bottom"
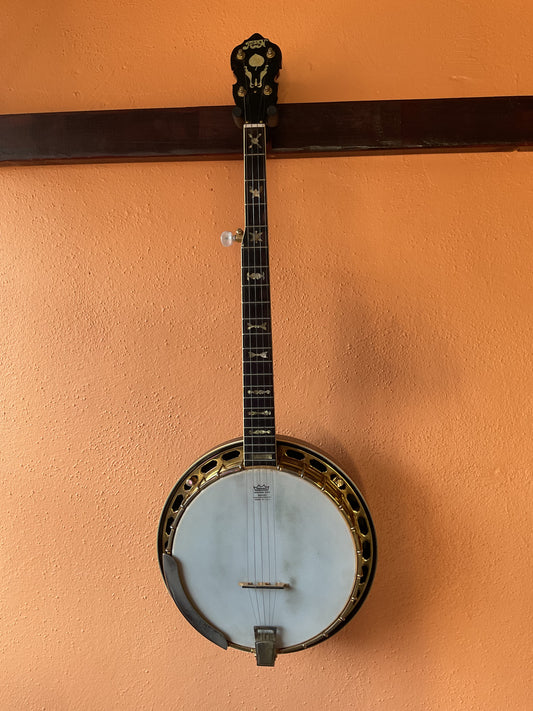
{"left": 158, "top": 33, "right": 376, "bottom": 666}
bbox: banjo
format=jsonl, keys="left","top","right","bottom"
{"left": 158, "top": 33, "right": 376, "bottom": 666}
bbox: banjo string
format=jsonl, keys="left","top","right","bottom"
{"left": 243, "top": 101, "right": 261, "bottom": 626}
{"left": 256, "top": 122, "right": 267, "bottom": 626}
{"left": 251, "top": 110, "right": 263, "bottom": 625}
{"left": 258, "top": 98, "right": 278, "bottom": 627}
{"left": 245, "top": 87, "right": 279, "bottom": 629}
{"left": 249, "top": 110, "right": 265, "bottom": 625}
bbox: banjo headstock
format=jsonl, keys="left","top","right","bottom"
{"left": 230, "top": 33, "right": 282, "bottom": 127}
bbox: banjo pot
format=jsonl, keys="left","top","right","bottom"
{"left": 158, "top": 34, "right": 376, "bottom": 666}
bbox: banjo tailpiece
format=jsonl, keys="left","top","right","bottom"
{"left": 254, "top": 627, "right": 278, "bottom": 667}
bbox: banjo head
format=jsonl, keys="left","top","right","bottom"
{"left": 158, "top": 437, "right": 376, "bottom": 655}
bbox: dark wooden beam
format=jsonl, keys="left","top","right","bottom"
{"left": 1, "top": 96, "right": 532, "bottom": 166}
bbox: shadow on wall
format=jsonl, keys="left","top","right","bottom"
{"left": 307, "top": 263, "right": 464, "bottom": 660}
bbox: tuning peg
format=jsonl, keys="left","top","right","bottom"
{"left": 220, "top": 229, "right": 243, "bottom": 247}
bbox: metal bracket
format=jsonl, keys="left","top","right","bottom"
{"left": 254, "top": 626, "right": 278, "bottom": 666}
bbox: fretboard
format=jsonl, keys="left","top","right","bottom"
{"left": 241, "top": 123, "right": 275, "bottom": 467}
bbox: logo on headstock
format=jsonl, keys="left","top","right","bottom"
{"left": 242, "top": 38, "right": 267, "bottom": 51}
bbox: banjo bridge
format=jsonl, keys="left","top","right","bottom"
{"left": 239, "top": 581, "right": 290, "bottom": 590}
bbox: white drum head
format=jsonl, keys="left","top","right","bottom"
{"left": 172, "top": 466, "right": 357, "bottom": 650}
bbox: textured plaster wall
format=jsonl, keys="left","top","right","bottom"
{"left": 1, "top": 2, "right": 532, "bottom": 710}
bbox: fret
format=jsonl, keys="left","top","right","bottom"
{"left": 244, "top": 380, "right": 275, "bottom": 391}
{"left": 242, "top": 302, "right": 271, "bottom": 309}
{"left": 242, "top": 277, "right": 270, "bottom": 284}
{"left": 243, "top": 456, "right": 275, "bottom": 466}
{"left": 243, "top": 370, "right": 273, "bottom": 388}
{"left": 243, "top": 368, "right": 274, "bottom": 377}
{"left": 243, "top": 342, "right": 272, "bottom": 352}
{"left": 243, "top": 330, "right": 271, "bottom": 335}
{"left": 243, "top": 369, "right": 274, "bottom": 381}
{"left": 243, "top": 346, "right": 272, "bottom": 355}
{"left": 244, "top": 379, "right": 275, "bottom": 391}
{"left": 244, "top": 399, "right": 274, "bottom": 408}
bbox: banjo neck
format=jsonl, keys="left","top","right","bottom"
{"left": 241, "top": 122, "right": 276, "bottom": 467}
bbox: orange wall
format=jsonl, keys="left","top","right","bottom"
{"left": 1, "top": 2, "right": 532, "bottom": 710}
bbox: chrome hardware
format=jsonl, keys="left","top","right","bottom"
{"left": 220, "top": 229, "right": 243, "bottom": 247}
{"left": 254, "top": 626, "right": 277, "bottom": 667}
